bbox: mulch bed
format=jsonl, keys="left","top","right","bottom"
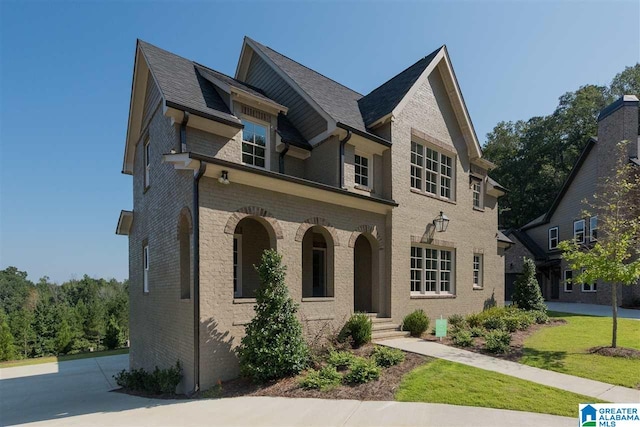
{"left": 423, "top": 319, "right": 567, "bottom": 362}
{"left": 589, "top": 346, "right": 640, "bottom": 359}
{"left": 203, "top": 345, "right": 428, "bottom": 401}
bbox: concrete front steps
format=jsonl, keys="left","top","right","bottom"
{"left": 366, "top": 313, "right": 411, "bottom": 341}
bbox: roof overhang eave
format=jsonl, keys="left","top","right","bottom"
{"left": 116, "top": 210, "right": 134, "bottom": 236}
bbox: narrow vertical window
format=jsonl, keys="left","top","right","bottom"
{"left": 143, "top": 244, "right": 149, "bottom": 293}
{"left": 563, "top": 270, "right": 573, "bottom": 292}
{"left": 241, "top": 120, "right": 268, "bottom": 169}
{"left": 411, "top": 142, "right": 423, "bottom": 190}
{"left": 473, "top": 254, "right": 483, "bottom": 288}
{"left": 439, "top": 250, "right": 452, "bottom": 293}
{"left": 548, "top": 227, "right": 559, "bottom": 250}
{"left": 233, "top": 235, "right": 242, "bottom": 298}
{"left": 426, "top": 148, "right": 439, "bottom": 195}
{"left": 410, "top": 246, "right": 423, "bottom": 292}
{"left": 440, "top": 154, "right": 452, "bottom": 199}
{"left": 354, "top": 153, "right": 370, "bottom": 188}
{"left": 574, "top": 220, "right": 585, "bottom": 244}
{"left": 472, "top": 179, "right": 482, "bottom": 209}
{"left": 425, "top": 249, "right": 438, "bottom": 292}
{"left": 589, "top": 216, "right": 598, "bottom": 242}
{"left": 144, "top": 139, "right": 151, "bottom": 189}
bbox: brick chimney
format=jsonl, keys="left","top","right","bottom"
{"left": 597, "top": 95, "right": 639, "bottom": 177}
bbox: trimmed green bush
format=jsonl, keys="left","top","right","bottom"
{"left": 512, "top": 258, "right": 547, "bottom": 313}
{"left": 451, "top": 329, "right": 474, "bottom": 347}
{"left": 402, "top": 310, "right": 430, "bottom": 337}
{"left": 299, "top": 366, "right": 342, "bottom": 390}
{"left": 531, "top": 309, "right": 549, "bottom": 324}
{"left": 485, "top": 330, "right": 511, "bottom": 354}
{"left": 344, "top": 357, "right": 381, "bottom": 384}
{"left": 469, "top": 326, "right": 486, "bottom": 338}
{"left": 466, "top": 313, "right": 483, "bottom": 328}
{"left": 448, "top": 314, "right": 466, "bottom": 330}
{"left": 338, "top": 313, "right": 372, "bottom": 347}
{"left": 327, "top": 350, "right": 356, "bottom": 370}
{"left": 372, "top": 346, "right": 405, "bottom": 368}
{"left": 238, "top": 250, "right": 309, "bottom": 383}
{"left": 483, "top": 316, "right": 506, "bottom": 331}
{"left": 114, "top": 361, "right": 182, "bottom": 395}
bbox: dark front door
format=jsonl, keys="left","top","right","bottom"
{"left": 551, "top": 270, "right": 560, "bottom": 300}
{"left": 354, "top": 235, "right": 373, "bottom": 312}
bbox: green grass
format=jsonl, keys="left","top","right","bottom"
{"left": 396, "top": 359, "right": 605, "bottom": 417}
{"left": 0, "top": 348, "right": 129, "bottom": 368}
{"left": 521, "top": 312, "right": 640, "bottom": 388}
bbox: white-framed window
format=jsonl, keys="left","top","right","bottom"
{"left": 144, "top": 138, "right": 151, "bottom": 189}
{"left": 590, "top": 216, "right": 598, "bottom": 242}
{"left": 563, "top": 269, "right": 573, "bottom": 292}
{"left": 143, "top": 244, "right": 149, "bottom": 293}
{"left": 410, "top": 245, "right": 455, "bottom": 295}
{"left": 410, "top": 141, "right": 454, "bottom": 200}
{"left": 574, "top": 219, "right": 585, "bottom": 244}
{"left": 548, "top": 227, "right": 559, "bottom": 250}
{"left": 473, "top": 254, "right": 483, "bottom": 288}
{"left": 580, "top": 269, "right": 597, "bottom": 292}
{"left": 354, "top": 153, "right": 371, "bottom": 188}
{"left": 241, "top": 119, "right": 269, "bottom": 169}
{"left": 472, "top": 178, "right": 482, "bottom": 209}
{"left": 233, "top": 235, "right": 242, "bottom": 298}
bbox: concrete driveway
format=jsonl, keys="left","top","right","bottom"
{"left": 546, "top": 302, "right": 640, "bottom": 319}
{"left": 0, "top": 355, "right": 576, "bottom": 427}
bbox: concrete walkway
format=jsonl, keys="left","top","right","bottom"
{"left": 378, "top": 338, "right": 640, "bottom": 404}
{"left": 546, "top": 302, "right": 640, "bottom": 319}
{"left": 0, "top": 355, "right": 576, "bottom": 427}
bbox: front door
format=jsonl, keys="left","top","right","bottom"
{"left": 551, "top": 270, "right": 560, "bottom": 300}
{"left": 354, "top": 235, "right": 373, "bottom": 312}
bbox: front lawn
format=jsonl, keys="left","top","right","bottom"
{"left": 396, "top": 359, "right": 605, "bottom": 418}
{"left": 521, "top": 312, "right": 640, "bottom": 388}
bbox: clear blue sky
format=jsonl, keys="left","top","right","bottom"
{"left": 1, "top": 1, "right": 638, "bottom": 284}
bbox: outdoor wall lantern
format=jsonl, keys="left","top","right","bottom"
{"left": 218, "top": 170, "right": 230, "bottom": 185}
{"left": 433, "top": 211, "right": 449, "bottom": 232}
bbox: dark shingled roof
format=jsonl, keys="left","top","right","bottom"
{"left": 194, "top": 62, "right": 276, "bottom": 106}
{"left": 358, "top": 48, "right": 442, "bottom": 127}
{"left": 277, "top": 113, "right": 311, "bottom": 150}
{"left": 504, "top": 229, "right": 547, "bottom": 261}
{"left": 248, "top": 38, "right": 391, "bottom": 142}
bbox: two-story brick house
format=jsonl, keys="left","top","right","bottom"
{"left": 504, "top": 95, "right": 640, "bottom": 305}
{"left": 116, "top": 37, "right": 510, "bottom": 393}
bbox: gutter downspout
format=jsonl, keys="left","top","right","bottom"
{"left": 180, "top": 112, "right": 190, "bottom": 153}
{"left": 339, "top": 130, "right": 352, "bottom": 189}
{"left": 191, "top": 161, "right": 206, "bottom": 395}
{"left": 279, "top": 141, "right": 290, "bottom": 174}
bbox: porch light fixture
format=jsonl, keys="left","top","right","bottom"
{"left": 433, "top": 211, "right": 449, "bottom": 233}
{"left": 218, "top": 170, "right": 230, "bottom": 185}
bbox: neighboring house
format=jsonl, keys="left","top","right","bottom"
{"left": 116, "top": 37, "right": 509, "bottom": 393}
{"left": 504, "top": 95, "right": 640, "bottom": 305}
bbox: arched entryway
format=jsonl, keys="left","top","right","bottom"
{"left": 233, "top": 216, "right": 276, "bottom": 299}
{"left": 301, "top": 226, "right": 335, "bottom": 298}
{"left": 354, "top": 234, "right": 377, "bottom": 313}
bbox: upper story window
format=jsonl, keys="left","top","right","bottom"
{"left": 548, "top": 227, "right": 559, "bottom": 250}
{"left": 590, "top": 216, "right": 598, "bottom": 242}
{"left": 241, "top": 119, "right": 268, "bottom": 169}
{"left": 144, "top": 138, "right": 151, "bottom": 189}
{"left": 143, "top": 243, "right": 150, "bottom": 294}
{"left": 354, "top": 153, "right": 371, "bottom": 188}
{"left": 411, "top": 141, "right": 454, "bottom": 200}
{"left": 574, "top": 219, "right": 585, "bottom": 244}
{"left": 473, "top": 254, "right": 483, "bottom": 288}
{"left": 410, "top": 245, "right": 455, "bottom": 295}
{"left": 471, "top": 178, "right": 482, "bottom": 210}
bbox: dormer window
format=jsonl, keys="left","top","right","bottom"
{"left": 241, "top": 119, "right": 268, "bottom": 169}
{"left": 354, "top": 153, "right": 371, "bottom": 188}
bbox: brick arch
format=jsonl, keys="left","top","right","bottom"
{"left": 176, "top": 206, "right": 193, "bottom": 240}
{"left": 348, "top": 224, "right": 383, "bottom": 250}
{"left": 295, "top": 217, "right": 340, "bottom": 246}
{"left": 223, "top": 206, "right": 284, "bottom": 239}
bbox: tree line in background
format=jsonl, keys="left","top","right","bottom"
{"left": 483, "top": 64, "right": 640, "bottom": 229}
{"left": 0, "top": 267, "right": 128, "bottom": 361}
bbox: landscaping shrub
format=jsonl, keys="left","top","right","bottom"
{"left": 299, "top": 366, "right": 342, "bottom": 390}
{"left": 451, "top": 329, "right": 474, "bottom": 347}
{"left": 482, "top": 315, "right": 506, "bottom": 331}
{"left": 469, "top": 326, "right": 486, "bottom": 338}
{"left": 402, "top": 310, "right": 430, "bottom": 337}
{"left": 466, "top": 313, "right": 483, "bottom": 328}
{"left": 338, "top": 313, "right": 372, "bottom": 347}
{"left": 531, "top": 309, "right": 549, "bottom": 324}
{"left": 372, "top": 346, "right": 405, "bottom": 368}
{"left": 114, "top": 361, "right": 182, "bottom": 395}
{"left": 327, "top": 350, "right": 356, "bottom": 370}
{"left": 503, "top": 315, "right": 520, "bottom": 333}
{"left": 237, "top": 250, "right": 309, "bottom": 383}
{"left": 485, "top": 330, "right": 511, "bottom": 354}
{"left": 448, "top": 314, "right": 466, "bottom": 330}
{"left": 512, "top": 258, "right": 547, "bottom": 313}
{"left": 344, "top": 357, "right": 381, "bottom": 384}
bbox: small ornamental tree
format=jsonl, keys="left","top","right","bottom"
{"left": 0, "top": 310, "right": 16, "bottom": 361}
{"left": 559, "top": 142, "right": 640, "bottom": 348}
{"left": 237, "top": 249, "right": 309, "bottom": 383}
{"left": 512, "top": 258, "right": 546, "bottom": 312}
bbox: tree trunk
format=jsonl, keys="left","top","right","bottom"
{"left": 611, "top": 283, "right": 618, "bottom": 348}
